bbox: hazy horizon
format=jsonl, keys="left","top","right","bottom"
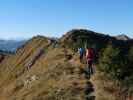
{"left": 0, "top": 0, "right": 133, "bottom": 39}
{"left": 0, "top": 28, "right": 132, "bottom": 40}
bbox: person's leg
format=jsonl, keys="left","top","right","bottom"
{"left": 79, "top": 56, "right": 81, "bottom": 62}
{"left": 80, "top": 54, "right": 83, "bottom": 63}
{"left": 87, "top": 59, "right": 89, "bottom": 71}
{"left": 88, "top": 60, "right": 91, "bottom": 75}
{"left": 85, "top": 59, "right": 90, "bottom": 79}
{"left": 90, "top": 60, "right": 93, "bottom": 74}
{"left": 87, "top": 60, "right": 92, "bottom": 78}
{"left": 79, "top": 54, "right": 82, "bottom": 62}
{"left": 89, "top": 60, "right": 93, "bottom": 74}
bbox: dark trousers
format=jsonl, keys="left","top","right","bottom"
{"left": 80, "top": 54, "right": 83, "bottom": 63}
{"left": 87, "top": 60, "right": 93, "bottom": 74}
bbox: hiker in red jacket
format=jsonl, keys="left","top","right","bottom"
{"left": 85, "top": 48, "right": 94, "bottom": 75}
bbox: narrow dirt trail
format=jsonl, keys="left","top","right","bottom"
{"left": 84, "top": 80, "right": 95, "bottom": 100}
{"left": 80, "top": 63, "right": 96, "bottom": 100}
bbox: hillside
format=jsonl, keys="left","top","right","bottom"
{"left": 0, "top": 29, "right": 132, "bottom": 100}
{"left": 0, "top": 35, "right": 92, "bottom": 100}
{"left": 0, "top": 50, "right": 13, "bottom": 63}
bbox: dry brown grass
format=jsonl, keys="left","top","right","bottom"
{"left": 1, "top": 35, "right": 132, "bottom": 100}
{"left": 0, "top": 36, "right": 91, "bottom": 100}
{"left": 91, "top": 71, "right": 133, "bottom": 100}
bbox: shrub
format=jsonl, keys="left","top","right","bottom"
{"left": 98, "top": 46, "right": 129, "bottom": 80}
{"left": 99, "top": 46, "right": 118, "bottom": 78}
{"left": 98, "top": 45, "right": 133, "bottom": 88}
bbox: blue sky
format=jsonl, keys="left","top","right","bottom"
{"left": 0, "top": 0, "right": 132, "bottom": 39}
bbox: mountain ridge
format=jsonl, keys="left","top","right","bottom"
{"left": 0, "top": 29, "right": 132, "bottom": 100}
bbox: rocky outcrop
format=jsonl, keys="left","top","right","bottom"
{"left": 115, "top": 34, "right": 130, "bottom": 40}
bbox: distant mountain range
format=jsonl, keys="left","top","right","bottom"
{"left": 0, "top": 33, "right": 131, "bottom": 53}
{"left": 0, "top": 39, "right": 26, "bottom": 52}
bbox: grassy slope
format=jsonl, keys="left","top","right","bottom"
{"left": 0, "top": 29, "right": 133, "bottom": 100}
{"left": 0, "top": 36, "right": 94, "bottom": 100}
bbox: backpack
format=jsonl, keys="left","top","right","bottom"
{"left": 79, "top": 48, "right": 84, "bottom": 56}
{"left": 86, "top": 48, "right": 93, "bottom": 59}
